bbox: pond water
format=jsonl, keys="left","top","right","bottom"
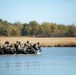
{"left": 0, "top": 47, "right": 76, "bottom": 75}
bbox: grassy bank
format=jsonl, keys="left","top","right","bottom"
{"left": 0, "top": 37, "right": 76, "bottom": 47}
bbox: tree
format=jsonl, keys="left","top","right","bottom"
{"left": 13, "top": 22, "right": 23, "bottom": 36}
{"left": 41, "top": 22, "right": 52, "bottom": 37}
{"left": 50, "top": 23, "right": 58, "bottom": 37}
{"left": 57, "top": 24, "right": 67, "bottom": 37}
{"left": 0, "top": 18, "right": 3, "bottom": 23}
{"left": 0, "top": 18, "right": 76, "bottom": 37}
{"left": 28, "top": 21, "right": 39, "bottom": 36}
{"left": 0, "top": 25, "right": 12, "bottom": 36}
{"left": 65, "top": 25, "right": 76, "bottom": 37}
{"left": 22, "top": 23, "right": 30, "bottom": 36}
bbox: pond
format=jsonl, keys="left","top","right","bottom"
{"left": 0, "top": 47, "right": 76, "bottom": 75}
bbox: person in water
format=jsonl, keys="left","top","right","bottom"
{"left": 18, "top": 42, "right": 22, "bottom": 50}
{"left": 3, "top": 41, "right": 10, "bottom": 49}
{"left": 25, "top": 41, "right": 32, "bottom": 50}
{"left": 14, "top": 41, "right": 19, "bottom": 52}
{"left": 33, "top": 42, "right": 40, "bottom": 51}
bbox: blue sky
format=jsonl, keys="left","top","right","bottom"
{"left": 0, "top": 0, "right": 76, "bottom": 25}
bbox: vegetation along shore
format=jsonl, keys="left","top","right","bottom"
{"left": 0, "top": 18, "right": 76, "bottom": 37}
{"left": 0, "top": 19, "right": 76, "bottom": 47}
{"left": 0, "top": 37, "right": 76, "bottom": 47}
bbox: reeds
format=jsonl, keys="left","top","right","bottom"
{"left": 0, "top": 37, "right": 76, "bottom": 47}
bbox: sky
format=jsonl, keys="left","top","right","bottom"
{"left": 0, "top": 0, "right": 76, "bottom": 25}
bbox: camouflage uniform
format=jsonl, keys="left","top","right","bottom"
{"left": 33, "top": 42, "right": 40, "bottom": 50}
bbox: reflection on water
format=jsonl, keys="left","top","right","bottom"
{"left": 0, "top": 62, "right": 40, "bottom": 75}
{"left": 0, "top": 47, "right": 76, "bottom": 75}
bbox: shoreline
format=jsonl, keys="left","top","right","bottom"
{"left": 0, "top": 37, "right": 76, "bottom": 47}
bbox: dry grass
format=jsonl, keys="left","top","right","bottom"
{"left": 0, "top": 37, "right": 76, "bottom": 47}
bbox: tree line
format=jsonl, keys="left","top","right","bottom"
{"left": 0, "top": 18, "right": 76, "bottom": 37}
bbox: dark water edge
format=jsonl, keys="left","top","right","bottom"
{"left": 42, "top": 45, "right": 76, "bottom": 47}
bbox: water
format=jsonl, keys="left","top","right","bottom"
{"left": 0, "top": 47, "right": 76, "bottom": 75}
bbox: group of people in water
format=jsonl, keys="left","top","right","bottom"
{"left": 0, "top": 41, "right": 41, "bottom": 54}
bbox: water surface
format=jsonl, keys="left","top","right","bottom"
{"left": 0, "top": 47, "right": 76, "bottom": 75}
